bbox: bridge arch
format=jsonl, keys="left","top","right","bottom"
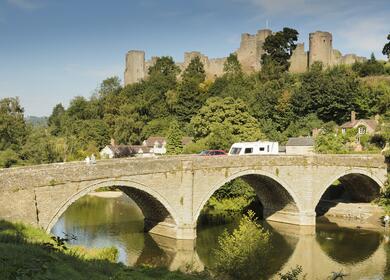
{"left": 45, "top": 179, "right": 180, "bottom": 234}
{"left": 194, "top": 169, "right": 304, "bottom": 225}
{"left": 313, "top": 168, "right": 385, "bottom": 210}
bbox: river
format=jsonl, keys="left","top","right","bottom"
{"left": 51, "top": 192, "right": 389, "bottom": 279}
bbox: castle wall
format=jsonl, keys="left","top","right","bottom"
{"left": 124, "top": 29, "right": 366, "bottom": 85}
{"left": 289, "top": 43, "right": 308, "bottom": 73}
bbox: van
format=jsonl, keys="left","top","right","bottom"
{"left": 228, "top": 141, "right": 279, "bottom": 155}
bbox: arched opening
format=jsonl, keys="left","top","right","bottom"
{"left": 48, "top": 180, "right": 179, "bottom": 236}
{"left": 315, "top": 172, "right": 382, "bottom": 219}
{"left": 195, "top": 172, "right": 301, "bottom": 279}
{"left": 195, "top": 171, "right": 301, "bottom": 226}
{"left": 49, "top": 182, "right": 180, "bottom": 267}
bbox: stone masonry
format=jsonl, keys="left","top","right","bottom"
{"left": 124, "top": 29, "right": 366, "bottom": 85}
{"left": 0, "top": 155, "right": 387, "bottom": 240}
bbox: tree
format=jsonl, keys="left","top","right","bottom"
{"left": 190, "top": 97, "right": 264, "bottom": 148}
{"left": 352, "top": 53, "right": 385, "bottom": 77}
{"left": 148, "top": 56, "right": 180, "bottom": 78}
{"left": 261, "top": 27, "right": 299, "bottom": 71}
{"left": 0, "top": 97, "right": 27, "bottom": 151}
{"left": 223, "top": 53, "right": 243, "bottom": 77}
{"left": 213, "top": 211, "right": 270, "bottom": 279}
{"left": 48, "top": 103, "right": 65, "bottom": 136}
{"left": 182, "top": 56, "right": 206, "bottom": 84}
{"left": 166, "top": 120, "right": 183, "bottom": 155}
{"left": 383, "top": 33, "right": 390, "bottom": 60}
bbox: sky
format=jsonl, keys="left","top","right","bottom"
{"left": 0, "top": 0, "right": 389, "bottom": 117}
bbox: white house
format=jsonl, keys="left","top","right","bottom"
{"left": 286, "top": 137, "right": 315, "bottom": 155}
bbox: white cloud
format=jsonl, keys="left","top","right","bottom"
{"left": 7, "top": 0, "right": 43, "bottom": 10}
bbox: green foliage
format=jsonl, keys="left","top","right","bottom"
{"left": 0, "top": 97, "right": 27, "bottom": 152}
{"left": 213, "top": 211, "right": 270, "bottom": 279}
{"left": 352, "top": 54, "right": 385, "bottom": 77}
{"left": 166, "top": 120, "right": 184, "bottom": 155}
{"left": 261, "top": 27, "right": 299, "bottom": 71}
{"left": 382, "top": 33, "right": 390, "bottom": 60}
{"left": 278, "top": 266, "right": 306, "bottom": 280}
{"left": 0, "top": 149, "right": 19, "bottom": 168}
{"left": 148, "top": 56, "right": 180, "bottom": 78}
{"left": 223, "top": 53, "right": 243, "bottom": 78}
{"left": 48, "top": 103, "right": 65, "bottom": 136}
{"left": 190, "top": 97, "right": 263, "bottom": 150}
{"left": 182, "top": 56, "right": 206, "bottom": 84}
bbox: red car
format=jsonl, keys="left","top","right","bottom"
{"left": 199, "top": 150, "right": 227, "bottom": 156}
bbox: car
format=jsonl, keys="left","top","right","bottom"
{"left": 199, "top": 150, "right": 227, "bottom": 156}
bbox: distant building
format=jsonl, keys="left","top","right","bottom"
{"left": 100, "top": 136, "right": 193, "bottom": 159}
{"left": 286, "top": 137, "right": 315, "bottom": 155}
{"left": 340, "top": 111, "right": 378, "bottom": 135}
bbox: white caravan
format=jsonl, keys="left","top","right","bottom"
{"left": 228, "top": 141, "right": 279, "bottom": 155}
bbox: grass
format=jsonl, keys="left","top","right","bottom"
{"left": 0, "top": 220, "right": 209, "bottom": 280}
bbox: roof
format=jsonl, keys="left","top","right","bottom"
{"left": 286, "top": 137, "right": 314, "bottom": 147}
{"left": 340, "top": 119, "right": 378, "bottom": 130}
{"left": 143, "top": 136, "right": 166, "bottom": 147}
{"left": 104, "top": 145, "right": 152, "bottom": 157}
{"left": 143, "top": 136, "right": 193, "bottom": 147}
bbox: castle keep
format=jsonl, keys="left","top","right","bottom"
{"left": 124, "top": 29, "right": 365, "bottom": 86}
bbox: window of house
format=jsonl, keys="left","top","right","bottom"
{"left": 244, "top": 148, "right": 253, "bottom": 154}
{"left": 358, "top": 126, "right": 366, "bottom": 135}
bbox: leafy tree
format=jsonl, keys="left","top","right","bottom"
{"left": 352, "top": 53, "right": 385, "bottom": 77}
{"left": 182, "top": 56, "right": 206, "bottom": 84}
{"left": 0, "top": 97, "right": 27, "bottom": 151}
{"left": 261, "top": 27, "right": 299, "bottom": 71}
{"left": 190, "top": 97, "right": 264, "bottom": 145}
{"left": 148, "top": 56, "right": 180, "bottom": 78}
{"left": 166, "top": 120, "right": 183, "bottom": 155}
{"left": 96, "top": 76, "right": 122, "bottom": 99}
{"left": 213, "top": 211, "right": 270, "bottom": 279}
{"left": 223, "top": 53, "right": 243, "bottom": 78}
{"left": 48, "top": 103, "right": 65, "bottom": 136}
{"left": 383, "top": 33, "right": 390, "bottom": 60}
{"left": 0, "top": 149, "right": 19, "bottom": 168}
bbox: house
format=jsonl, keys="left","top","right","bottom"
{"left": 286, "top": 137, "right": 315, "bottom": 155}
{"left": 142, "top": 136, "right": 193, "bottom": 154}
{"left": 142, "top": 137, "right": 167, "bottom": 154}
{"left": 340, "top": 111, "right": 378, "bottom": 135}
{"left": 100, "top": 139, "right": 153, "bottom": 159}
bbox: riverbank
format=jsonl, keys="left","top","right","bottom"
{"left": 0, "top": 220, "right": 209, "bottom": 280}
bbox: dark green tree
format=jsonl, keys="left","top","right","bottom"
{"left": 0, "top": 97, "right": 27, "bottom": 151}
{"left": 261, "top": 27, "right": 299, "bottom": 71}
{"left": 182, "top": 56, "right": 206, "bottom": 84}
{"left": 383, "top": 33, "right": 390, "bottom": 60}
{"left": 148, "top": 56, "right": 180, "bottom": 78}
{"left": 48, "top": 103, "right": 65, "bottom": 136}
{"left": 223, "top": 53, "right": 243, "bottom": 77}
{"left": 166, "top": 120, "right": 183, "bottom": 155}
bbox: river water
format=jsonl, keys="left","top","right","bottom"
{"left": 52, "top": 193, "right": 389, "bottom": 279}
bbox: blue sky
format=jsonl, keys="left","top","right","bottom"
{"left": 0, "top": 0, "right": 389, "bottom": 116}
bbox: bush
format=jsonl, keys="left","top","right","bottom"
{"left": 213, "top": 211, "right": 270, "bottom": 279}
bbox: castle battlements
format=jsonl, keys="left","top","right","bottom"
{"left": 124, "top": 29, "right": 366, "bottom": 86}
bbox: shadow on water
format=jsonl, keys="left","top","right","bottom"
{"left": 316, "top": 219, "right": 382, "bottom": 265}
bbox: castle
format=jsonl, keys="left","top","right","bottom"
{"left": 124, "top": 29, "right": 366, "bottom": 86}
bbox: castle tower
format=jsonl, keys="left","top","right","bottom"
{"left": 124, "top": 50, "right": 146, "bottom": 86}
{"left": 309, "top": 31, "right": 333, "bottom": 67}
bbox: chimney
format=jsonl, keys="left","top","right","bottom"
{"left": 110, "top": 138, "right": 116, "bottom": 146}
{"left": 351, "top": 111, "right": 356, "bottom": 123}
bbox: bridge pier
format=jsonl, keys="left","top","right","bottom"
{"left": 145, "top": 219, "right": 197, "bottom": 240}
{"left": 264, "top": 209, "right": 316, "bottom": 226}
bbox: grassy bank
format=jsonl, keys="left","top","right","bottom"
{"left": 0, "top": 220, "right": 208, "bottom": 280}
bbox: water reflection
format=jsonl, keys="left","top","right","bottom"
{"left": 52, "top": 193, "right": 388, "bottom": 279}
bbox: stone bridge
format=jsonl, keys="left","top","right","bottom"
{"left": 0, "top": 155, "right": 387, "bottom": 240}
